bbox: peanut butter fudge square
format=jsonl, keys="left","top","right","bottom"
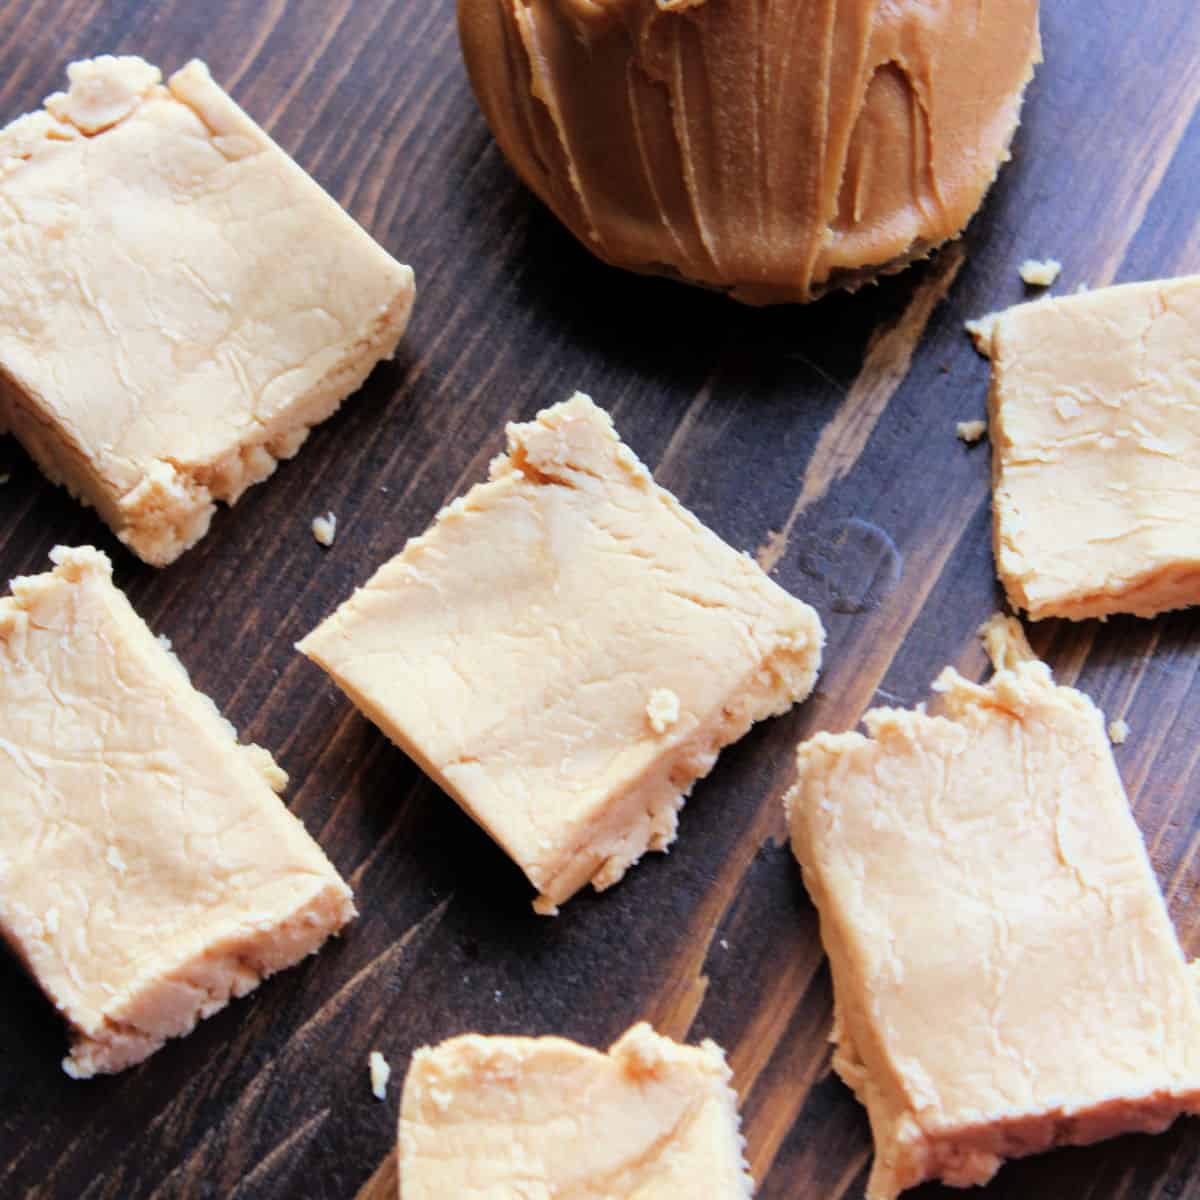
{"left": 986, "top": 275, "right": 1200, "bottom": 619}
{"left": 398, "top": 1024, "right": 754, "bottom": 1197}
{"left": 300, "top": 392, "right": 823, "bottom": 913}
{"left": 0, "top": 547, "right": 355, "bottom": 1077}
{"left": 786, "top": 616, "right": 1200, "bottom": 1199}
{"left": 0, "top": 56, "right": 415, "bottom": 564}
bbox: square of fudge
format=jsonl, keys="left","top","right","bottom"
{"left": 785, "top": 615, "right": 1200, "bottom": 1200}
{"left": 399, "top": 1023, "right": 754, "bottom": 1197}
{"left": 987, "top": 275, "right": 1200, "bottom": 619}
{"left": 299, "top": 392, "right": 823, "bottom": 913}
{"left": 0, "top": 546, "right": 355, "bottom": 1077}
{"left": 0, "top": 56, "right": 415, "bottom": 565}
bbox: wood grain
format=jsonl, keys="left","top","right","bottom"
{"left": 1, "top": 3, "right": 1200, "bottom": 1199}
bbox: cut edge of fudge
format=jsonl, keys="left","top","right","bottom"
{"left": 0, "top": 546, "right": 356, "bottom": 1078}
{"left": 784, "top": 614, "right": 1200, "bottom": 1199}
{"left": 63, "top": 873, "right": 355, "bottom": 1079}
{"left": 996, "top": 539, "right": 1200, "bottom": 622}
{"left": 0, "top": 56, "right": 416, "bottom": 566}
{"left": 530, "top": 630, "right": 819, "bottom": 914}
{"left": 398, "top": 1022, "right": 755, "bottom": 1198}
{"left": 298, "top": 393, "right": 824, "bottom": 914}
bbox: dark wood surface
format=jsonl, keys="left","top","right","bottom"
{"left": 3, "top": 3, "right": 1200, "bottom": 1198}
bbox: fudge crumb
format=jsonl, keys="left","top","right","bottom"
{"left": 242, "top": 743, "right": 288, "bottom": 793}
{"left": 312, "top": 512, "right": 337, "bottom": 547}
{"left": 646, "top": 687, "right": 681, "bottom": 735}
{"left": 1019, "top": 258, "right": 1062, "bottom": 288}
{"left": 978, "top": 613, "right": 1036, "bottom": 672}
{"left": 368, "top": 1050, "right": 390, "bottom": 1100}
{"left": 956, "top": 419, "right": 987, "bottom": 445}
{"left": 1108, "top": 718, "right": 1130, "bottom": 745}
{"left": 964, "top": 312, "right": 1001, "bottom": 357}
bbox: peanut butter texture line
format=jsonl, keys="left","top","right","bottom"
{"left": 398, "top": 1023, "right": 754, "bottom": 1198}
{"left": 0, "top": 546, "right": 355, "bottom": 1078}
{"left": 0, "top": 56, "right": 415, "bottom": 565}
{"left": 785, "top": 615, "right": 1200, "bottom": 1199}
{"left": 299, "top": 392, "right": 823, "bottom": 914}
{"left": 459, "top": 0, "right": 1041, "bottom": 302}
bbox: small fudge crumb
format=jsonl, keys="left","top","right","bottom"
{"left": 1019, "top": 258, "right": 1062, "bottom": 287}
{"left": 312, "top": 512, "right": 337, "bottom": 547}
{"left": 964, "top": 311, "right": 1002, "bottom": 357}
{"left": 956, "top": 419, "right": 987, "bottom": 445}
{"left": 645, "top": 687, "right": 681, "bottom": 734}
{"left": 1109, "top": 718, "right": 1130, "bottom": 745}
{"left": 369, "top": 1049, "right": 391, "bottom": 1100}
{"left": 978, "top": 613, "right": 1036, "bottom": 672}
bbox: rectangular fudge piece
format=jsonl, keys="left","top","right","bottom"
{"left": 0, "top": 547, "right": 355, "bottom": 1077}
{"left": 0, "top": 56, "right": 415, "bottom": 565}
{"left": 399, "top": 1023, "right": 754, "bottom": 1198}
{"left": 986, "top": 275, "right": 1200, "bottom": 619}
{"left": 785, "top": 616, "right": 1200, "bottom": 1199}
{"left": 299, "top": 392, "right": 823, "bottom": 913}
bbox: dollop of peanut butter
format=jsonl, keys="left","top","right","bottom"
{"left": 459, "top": 0, "right": 1041, "bottom": 304}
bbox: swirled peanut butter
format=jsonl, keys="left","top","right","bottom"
{"left": 458, "top": 0, "right": 1041, "bottom": 304}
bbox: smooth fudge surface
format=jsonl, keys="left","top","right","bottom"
{"left": 988, "top": 275, "right": 1200, "bottom": 619}
{"left": 398, "top": 1023, "right": 754, "bottom": 1199}
{"left": 0, "top": 56, "right": 415, "bottom": 565}
{"left": 300, "top": 392, "right": 823, "bottom": 913}
{"left": 786, "top": 616, "right": 1200, "bottom": 1199}
{"left": 0, "top": 547, "right": 355, "bottom": 1078}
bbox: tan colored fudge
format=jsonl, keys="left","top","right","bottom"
{"left": 987, "top": 275, "right": 1200, "bottom": 619}
{"left": 300, "top": 392, "right": 823, "bottom": 913}
{"left": 0, "top": 546, "right": 355, "bottom": 1077}
{"left": 785, "top": 615, "right": 1200, "bottom": 1198}
{"left": 0, "top": 56, "right": 415, "bottom": 564}
{"left": 398, "top": 1023, "right": 754, "bottom": 1198}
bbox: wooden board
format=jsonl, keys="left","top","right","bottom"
{"left": 2, "top": 2, "right": 1200, "bottom": 1197}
